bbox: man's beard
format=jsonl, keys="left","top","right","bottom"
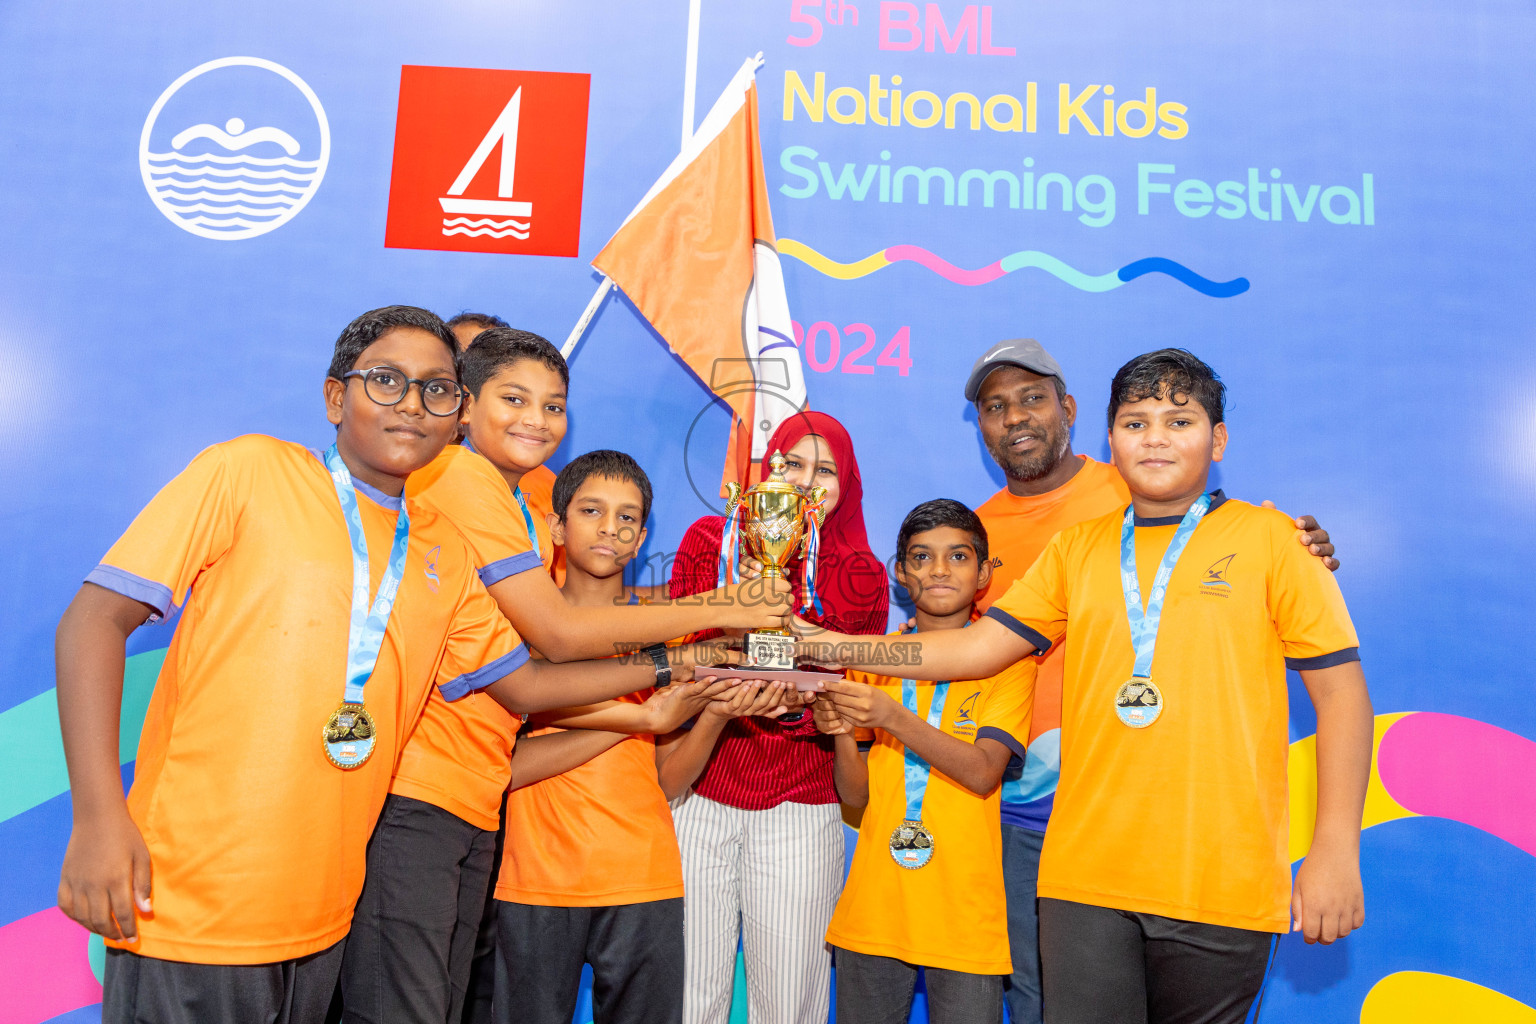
{"left": 988, "top": 425, "right": 1072, "bottom": 482}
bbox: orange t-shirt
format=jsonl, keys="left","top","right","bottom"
{"left": 496, "top": 687, "right": 684, "bottom": 907}
{"left": 519, "top": 463, "right": 564, "bottom": 583}
{"left": 88, "top": 436, "right": 526, "bottom": 963}
{"left": 392, "top": 445, "right": 555, "bottom": 830}
{"left": 988, "top": 495, "right": 1360, "bottom": 931}
{"left": 826, "top": 655, "right": 1034, "bottom": 974}
{"left": 974, "top": 456, "right": 1130, "bottom": 831}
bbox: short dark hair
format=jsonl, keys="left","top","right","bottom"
{"left": 896, "top": 498, "right": 989, "bottom": 565}
{"left": 1107, "top": 348, "right": 1226, "bottom": 427}
{"left": 445, "top": 312, "right": 509, "bottom": 348}
{"left": 460, "top": 326, "right": 569, "bottom": 398}
{"left": 552, "top": 450, "right": 653, "bottom": 524}
{"left": 327, "top": 305, "right": 458, "bottom": 381}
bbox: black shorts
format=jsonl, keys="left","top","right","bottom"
{"left": 1038, "top": 898, "right": 1279, "bottom": 1024}
{"left": 494, "top": 898, "right": 684, "bottom": 1024}
{"left": 103, "top": 941, "right": 345, "bottom": 1024}
{"left": 339, "top": 793, "right": 497, "bottom": 1024}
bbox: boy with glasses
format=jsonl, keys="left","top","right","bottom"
{"left": 55, "top": 306, "right": 725, "bottom": 1024}
{"left": 340, "top": 328, "right": 791, "bottom": 1024}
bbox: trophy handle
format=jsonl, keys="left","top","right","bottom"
{"left": 723, "top": 481, "right": 742, "bottom": 520}
{"left": 807, "top": 486, "right": 829, "bottom": 529}
{"left": 799, "top": 485, "right": 830, "bottom": 558}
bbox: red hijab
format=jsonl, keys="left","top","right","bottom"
{"left": 671, "top": 411, "right": 889, "bottom": 637}
{"left": 754, "top": 410, "right": 888, "bottom": 635}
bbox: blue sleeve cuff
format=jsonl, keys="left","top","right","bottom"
{"left": 440, "top": 643, "right": 530, "bottom": 701}
{"left": 983, "top": 607, "right": 1053, "bottom": 656}
{"left": 1285, "top": 647, "right": 1361, "bottom": 671}
{"left": 478, "top": 551, "right": 543, "bottom": 588}
{"left": 977, "top": 725, "right": 1028, "bottom": 767}
{"left": 85, "top": 564, "right": 174, "bottom": 623}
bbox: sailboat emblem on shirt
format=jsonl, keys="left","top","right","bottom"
{"left": 1201, "top": 554, "right": 1235, "bottom": 588}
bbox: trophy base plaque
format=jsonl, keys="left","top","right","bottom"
{"left": 743, "top": 630, "right": 796, "bottom": 672}
{"left": 704, "top": 666, "right": 839, "bottom": 692}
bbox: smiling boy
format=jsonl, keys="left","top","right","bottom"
{"left": 339, "top": 329, "right": 788, "bottom": 1024}
{"left": 803, "top": 349, "right": 1373, "bottom": 1024}
{"left": 55, "top": 306, "right": 705, "bottom": 1024}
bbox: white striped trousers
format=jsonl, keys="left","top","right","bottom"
{"left": 673, "top": 793, "right": 845, "bottom": 1024}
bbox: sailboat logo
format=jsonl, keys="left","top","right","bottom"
{"left": 138, "top": 57, "right": 330, "bottom": 241}
{"left": 440, "top": 89, "right": 531, "bottom": 241}
{"left": 384, "top": 65, "right": 589, "bottom": 257}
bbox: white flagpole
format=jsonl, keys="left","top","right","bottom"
{"left": 682, "top": 0, "right": 702, "bottom": 144}
{"left": 560, "top": 277, "right": 613, "bottom": 359}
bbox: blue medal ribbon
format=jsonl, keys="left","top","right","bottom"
{"left": 323, "top": 444, "right": 412, "bottom": 706}
{"left": 512, "top": 485, "right": 540, "bottom": 559}
{"left": 889, "top": 675, "right": 950, "bottom": 869}
{"left": 888, "top": 621, "right": 969, "bottom": 868}
{"left": 899, "top": 677, "right": 952, "bottom": 822}
{"left": 1117, "top": 493, "right": 1211, "bottom": 727}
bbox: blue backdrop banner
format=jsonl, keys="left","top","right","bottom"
{"left": 2, "top": 2, "right": 1534, "bottom": 1022}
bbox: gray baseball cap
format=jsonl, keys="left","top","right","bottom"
{"left": 964, "top": 338, "right": 1065, "bottom": 402}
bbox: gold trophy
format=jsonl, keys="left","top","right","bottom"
{"left": 723, "top": 451, "right": 828, "bottom": 672}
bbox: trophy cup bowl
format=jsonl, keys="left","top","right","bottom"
{"left": 722, "top": 451, "right": 828, "bottom": 679}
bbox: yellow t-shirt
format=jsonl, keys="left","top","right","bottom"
{"left": 825, "top": 656, "right": 1034, "bottom": 974}
{"left": 89, "top": 436, "right": 526, "bottom": 963}
{"left": 975, "top": 456, "right": 1131, "bottom": 830}
{"left": 988, "top": 494, "right": 1359, "bottom": 932}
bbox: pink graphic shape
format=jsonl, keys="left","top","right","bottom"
{"left": 883, "top": 245, "right": 1006, "bottom": 285}
{"left": 0, "top": 907, "right": 101, "bottom": 1024}
{"left": 1377, "top": 712, "right": 1536, "bottom": 858}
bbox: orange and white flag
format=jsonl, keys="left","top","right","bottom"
{"left": 593, "top": 55, "right": 807, "bottom": 494}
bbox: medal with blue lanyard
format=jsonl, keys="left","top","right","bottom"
{"left": 321, "top": 444, "right": 412, "bottom": 770}
{"left": 889, "top": 676, "right": 949, "bottom": 869}
{"left": 1116, "top": 492, "right": 1212, "bottom": 729}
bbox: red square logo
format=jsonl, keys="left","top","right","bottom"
{"left": 385, "top": 66, "right": 590, "bottom": 257}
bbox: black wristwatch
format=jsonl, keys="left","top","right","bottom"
{"left": 644, "top": 643, "right": 672, "bottom": 688}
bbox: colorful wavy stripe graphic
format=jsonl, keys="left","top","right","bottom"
{"left": 1288, "top": 711, "right": 1536, "bottom": 863}
{"left": 1361, "top": 971, "right": 1536, "bottom": 1023}
{"left": 5, "top": 691, "right": 1533, "bottom": 1024}
{"left": 777, "top": 239, "right": 1250, "bottom": 297}
{"left": 0, "top": 909, "right": 101, "bottom": 1024}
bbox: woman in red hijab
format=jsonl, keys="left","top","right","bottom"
{"left": 666, "top": 410, "right": 889, "bottom": 1024}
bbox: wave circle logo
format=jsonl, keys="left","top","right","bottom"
{"left": 138, "top": 56, "right": 330, "bottom": 240}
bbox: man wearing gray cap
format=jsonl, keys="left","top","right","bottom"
{"left": 962, "top": 340, "right": 1338, "bottom": 1024}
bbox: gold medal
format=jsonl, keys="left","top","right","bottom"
{"left": 888, "top": 819, "right": 936, "bottom": 869}
{"left": 323, "top": 702, "right": 377, "bottom": 769}
{"left": 1115, "top": 678, "right": 1164, "bottom": 728}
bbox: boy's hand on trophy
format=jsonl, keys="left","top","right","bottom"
{"left": 644, "top": 677, "right": 734, "bottom": 732}
{"left": 677, "top": 639, "right": 738, "bottom": 679}
{"left": 737, "top": 555, "right": 766, "bottom": 580}
{"left": 789, "top": 617, "right": 852, "bottom": 669}
{"left": 720, "top": 576, "right": 793, "bottom": 630}
{"left": 820, "top": 679, "right": 898, "bottom": 731}
{"left": 811, "top": 694, "right": 852, "bottom": 735}
{"left": 702, "top": 679, "right": 794, "bottom": 721}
